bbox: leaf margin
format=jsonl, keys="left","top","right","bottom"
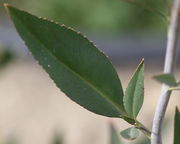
{"left": 4, "top": 3, "right": 127, "bottom": 118}
{"left": 123, "top": 59, "right": 144, "bottom": 118}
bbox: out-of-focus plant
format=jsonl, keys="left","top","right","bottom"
{"left": 51, "top": 133, "right": 63, "bottom": 144}
{"left": 0, "top": 132, "right": 63, "bottom": 144}
{"left": 3, "top": 0, "right": 169, "bottom": 32}
{"left": 109, "top": 124, "right": 123, "bottom": 144}
{"left": 0, "top": 45, "right": 14, "bottom": 69}
{"left": 174, "top": 107, "right": 180, "bottom": 144}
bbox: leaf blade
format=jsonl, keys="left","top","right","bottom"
{"left": 6, "top": 4, "right": 126, "bottom": 117}
{"left": 124, "top": 60, "right": 144, "bottom": 118}
{"left": 154, "top": 74, "right": 177, "bottom": 86}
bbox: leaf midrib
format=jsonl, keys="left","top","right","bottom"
{"left": 132, "top": 72, "right": 140, "bottom": 118}
{"left": 13, "top": 11, "right": 126, "bottom": 115}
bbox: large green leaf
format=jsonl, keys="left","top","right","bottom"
{"left": 123, "top": 60, "right": 144, "bottom": 118}
{"left": 154, "top": 74, "right": 178, "bottom": 87}
{"left": 5, "top": 4, "right": 126, "bottom": 117}
{"left": 174, "top": 107, "right": 180, "bottom": 144}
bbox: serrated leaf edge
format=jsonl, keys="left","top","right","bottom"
{"left": 123, "top": 59, "right": 144, "bottom": 118}
{"left": 6, "top": 4, "right": 126, "bottom": 116}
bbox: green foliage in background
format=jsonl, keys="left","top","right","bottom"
{"left": 51, "top": 133, "right": 63, "bottom": 144}
{"left": 174, "top": 107, "right": 180, "bottom": 144}
{"left": 110, "top": 124, "right": 123, "bottom": 144}
{"left": 0, "top": 50, "right": 13, "bottom": 69}
{"left": 0, "top": 45, "right": 14, "bottom": 69}
{"left": 4, "top": 0, "right": 169, "bottom": 32}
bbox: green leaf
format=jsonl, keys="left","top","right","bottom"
{"left": 174, "top": 107, "right": 180, "bottom": 144}
{"left": 154, "top": 74, "right": 178, "bottom": 87}
{"left": 120, "top": 127, "right": 140, "bottom": 140}
{"left": 5, "top": 4, "right": 126, "bottom": 117}
{"left": 110, "top": 124, "right": 123, "bottom": 144}
{"left": 123, "top": 59, "right": 144, "bottom": 118}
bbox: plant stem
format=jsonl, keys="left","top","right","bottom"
{"left": 122, "top": 116, "right": 151, "bottom": 139}
{"left": 168, "top": 86, "right": 180, "bottom": 91}
{"left": 151, "top": 0, "right": 180, "bottom": 144}
{"left": 135, "top": 121, "right": 151, "bottom": 139}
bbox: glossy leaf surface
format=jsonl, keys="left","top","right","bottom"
{"left": 123, "top": 60, "right": 144, "bottom": 118}
{"left": 6, "top": 4, "right": 125, "bottom": 117}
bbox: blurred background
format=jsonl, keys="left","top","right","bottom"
{"left": 0, "top": 0, "right": 180, "bottom": 144}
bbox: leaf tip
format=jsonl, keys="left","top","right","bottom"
{"left": 3, "top": 3, "right": 9, "bottom": 8}
{"left": 136, "top": 58, "right": 145, "bottom": 71}
{"left": 3, "top": 3, "right": 10, "bottom": 13}
{"left": 142, "top": 58, "right": 145, "bottom": 62}
{"left": 3, "top": 3, "right": 14, "bottom": 15}
{"left": 140, "top": 58, "right": 145, "bottom": 65}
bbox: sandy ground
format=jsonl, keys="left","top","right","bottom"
{"left": 0, "top": 60, "right": 179, "bottom": 144}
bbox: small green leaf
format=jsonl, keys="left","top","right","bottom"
{"left": 123, "top": 59, "right": 144, "bottom": 118}
{"left": 154, "top": 74, "right": 177, "bottom": 86}
{"left": 174, "top": 107, "right": 180, "bottom": 144}
{"left": 6, "top": 4, "right": 126, "bottom": 117}
{"left": 110, "top": 124, "right": 123, "bottom": 144}
{"left": 120, "top": 127, "right": 140, "bottom": 140}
